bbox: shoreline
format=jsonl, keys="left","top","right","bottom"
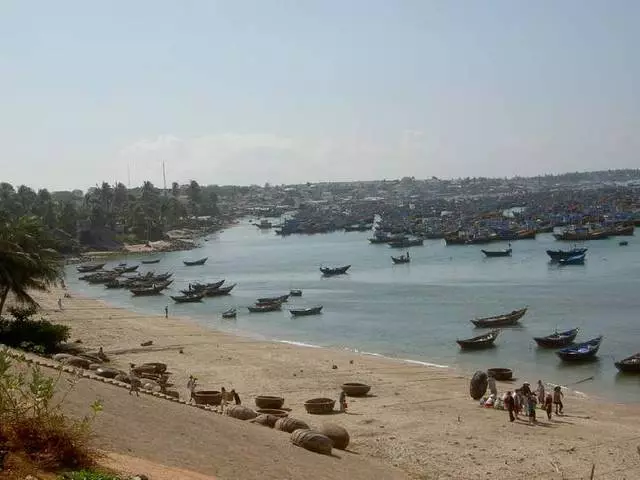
{"left": 37, "top": 287, "right": 640, "bottom": 479}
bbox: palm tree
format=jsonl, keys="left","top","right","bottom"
{"left": 0, "top": 216, "right": 63, "bottom": 316}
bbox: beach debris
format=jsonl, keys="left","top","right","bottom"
{"left": 319, "top": 423, "right": 350, "bottom": 450}
{"left": 332, "top": 364, "right": 338, "bottom": 370}
{"left": 225, "top": 405, "right": 258, "bottom": 420}
{"left": 470, "top": 371, "right": 488, "bottom": 400}
{"left": 291, "top": 429, "right": 333, "bottom": 455}
{"left": 95, "top": 367, "right": 122, "bottom": 379}
{"left": 349, "top": 360, "right": 354, "bottom": 364}
{"left": 140, "top": 340, "right": 153, "bottom": 347}
{"left": 179, "top": 348, "right": 184, "bottom": 354}
{"left": 275, "top": 417, "right": 310, "bottom": 433}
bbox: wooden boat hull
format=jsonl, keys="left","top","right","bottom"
{"left": 391, "top": 256, "right": 410, "bottom": 264}
{"left": 320, "top": 265, "right": 351, "bottom": 276}
{"left": 558, "top": 254, "right": 585, "bottom": 265}
{"left": 614, "top": 354, "right": 640, "bottom": 373}
{"left": 77, "top": 263, "right": 106, "bottom": 273}
{"left": 257, "top": 294, "right": 289, "bottom": 303}
{"left": 556, "top": 336, "right": 603, "bottom": 362}
{"left": 141, "top": 259, "right": 161, "bottom": 264}
{"left": 289, "top": 289, "right": 303, "bottom": 296}
{"left": 471, "top": 307, "right": 527, "bottom": 328}
{"left": 170, "top": 294, "right": 204, "bottom": 303}
{"left": 457, "top": 330, "right": 500, "bottom": 350}
{"left": 290, "top": 306, "right": 323, "bottom": 316}
{"left": 533, "top": 328, "right": 579, "bottom": 348}
{"left": 183, "top": 257, "right": 208, "bottom": 266}
{"left": 248, "top": 304, "right": 282, "bottom": 313}
{"left": 222, "top": 308, "right": 237, "bottom": 318}
{"left": 481, "top": 249, "right": 512, "bottom": 257}
{"left": 546, "top": 248, "right": 588, "bottom": 260}
{"left": 206, "top": 284, "right": 236, "bottom": 296}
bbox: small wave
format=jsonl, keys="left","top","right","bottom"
{"left": 402, "top": 358, "right": 449, "bottom": 369}
{"left": 277, "top": 340, "right": 323, "bottom": 349}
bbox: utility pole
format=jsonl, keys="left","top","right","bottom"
{"left": 162, "top": 161, "right": 167, "bottom": 196}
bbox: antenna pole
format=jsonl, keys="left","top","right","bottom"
{"left": 162, "top": 161, "right": 167, "bottom": 196}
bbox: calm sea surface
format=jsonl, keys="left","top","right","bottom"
{"left": 65, "top": 221, "right": 640, "bottom": 403}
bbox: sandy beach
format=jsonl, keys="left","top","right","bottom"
{"left": 35, "top": 288, "right": 640, "bottom": 479}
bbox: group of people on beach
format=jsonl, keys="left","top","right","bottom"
{"left": 486, "top": 374, "right": 564, "bottom": 424}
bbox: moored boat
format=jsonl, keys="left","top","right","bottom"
{"left": 248, "top": 303, "right": 282, "bottom": 313}
{"left": 533, "top": 328, "right": 579, "bottom": 348}
{"left": 546, "top": 247, "right": 588, "bottom": 261}
{"left": 170, "top": 293, "right": 205, "bottom": 303}
{"left": 619, "top": 240, "right": 629, "bottom": 246}
{"left": 470, "top": 307, "right": 528, "bottom": 328}
{"left": 391, "top": 253, "right": 410, "bottom": 264}
{"left": 457, "top": 329, "right": 500, "bottom": 350}
{"left": 205, "top": 283, "right": 236, "bottom": 296}
{"left": 181, "top": 279, "right": 225, "bottom": 294}
{"left": 289, "top": 289, "right": 303, "bottom": 296}
{"left": 614, "top": 353, "right": 640, "bottom": 373}
{"left": 320, "top": 265, "right": 351, "bottom": 276}
{"left": 77, "top": 263, "right": 106, "bottom": 273}
{"left": 290, "top": 305, "right": 323, "bottom": 316}
{"left": 130, "top": 285, "right": 166, "bottom": 296}
{"left": 141, "top": 258, "right": 161, "bottom": 264}
{"left": 556, "top": 336, "right": 603, "bottom": 362}
{"left": 183, "top": 257, "right": 208, "bottom": 266}
{"left": 222, "top": 308, "right": 237, "bottom": 319}
{"left": 553, "top": 226, "right": 609, "bottom": 241}
{"left": 481, "top": 248, "right": 512, "bottom": 257}
{"left": 114, "top": 264, "right": 139, "bottom": 273}
{"left": 257, "top": 294, "right": 289, "bottom": 304}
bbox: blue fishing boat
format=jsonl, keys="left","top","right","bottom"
{"left": 546, "top": 247, "right": 588, "bottom": 261}
{"left": 533, "top": 328, "right": 579, "bottom": 348}
{"left": 556, "top": 336, "right": 603, "bottom": 362}
{"left": 558, "top": 253, "right": 586, "bottom": 265}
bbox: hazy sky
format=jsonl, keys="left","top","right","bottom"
{"left": 1, "top": 1, "right": 639, "bottom": 190}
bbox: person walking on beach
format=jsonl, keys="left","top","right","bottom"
{"left": 57, "top": 298, "right": 63, "bottom": 311}
{"left": 488, "top": 372, "right": 497, "bottom": 397}
{"left": 553, "top": 386, "right": 564, "bottom": 415}
{"left": 536, "top": 380, "right": 545, "bottom": 404}
{"left": 527, "top": 393, "right": 537, "bottom": 424}
{"left": 128, "top": 364, "right": 140, "bottom": 397}
{"left": 187, "top": 375, "right": 197, "bottom": 403}
{"left": 521, "top": 382, "right": 532, "bottom": 397}
{"left": 544, "top": 393, "right": 553, "bottom": 420}
{"left": 339, "top": 390, "right": 348, "bottom": 412}
{"left": 504, "top": 391, "right": 515, "bottom": 422}
{"left": 164, "top": 305, "right": 169, "bottom": 318}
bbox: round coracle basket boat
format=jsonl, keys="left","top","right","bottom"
{"left": 255, "top": 395, "right": 285, "bottom": 409}
{"left": 304, "top": 398, "right": 336, "bottom": 415}
{"left": 134, "top": 362, "right": 167, "bottom": 374}
{"left": 192, "top": 390, "right": 222, "bottom": 406}
{"left": 256, "top": 408, "right": 288, "bottom": 418}
{"left": 487, "top": 367, "right": 513, "bottom": 381}
{"left": 341, "top": 382, "right": 371, "bottom": 397}
{"left": 470, "top": 371, "right": 488, "bottom": 400}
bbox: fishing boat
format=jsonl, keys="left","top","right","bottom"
{"left": 181, "top": 280, "right": 225, "bottom": 294}
{"left": 114, "top": 264, "right": 139, "bottom": 274}
{"left": 257, "top": 294, "right": 289, "bottom": 304}
{"left": 77, "top": 263, "right": 105, "bottom": 273}
{"left": 533, "top": 328, "right": 579, "bottom": 348}
{"left": 556, "top": 336, "right": 603, "bottom": 362}
{"left": 255, "top": 219, "right": 273, "bottom": 229}
{"left": 222, "top": 308, "right": 237, "bottom": 319}
{"left": 388, "top": 237, "right": 424, "bottom": 248}
{"left": 558, "top": 253, "right": 586, "bottom": 265}
{"left": 130, "top": 285, "right": 166, "bottom": 296}
{"left": 320, "top": 265, "right": 351, "bottom": 276}
{"left": 470, "top": 307, "right": 528, "bottom": 328}
{"left": 481, "top": 248, "right": 512, "bottom": 258}
{"left": 457, "top": 329, "right": 500, "bottom": 350}
{"left": 391, "top": 253, "right": 410, "bottom": 264}
{"left": 546, "top": 247, "right": 588, "bottom": 261}
{"left": 290, "top": 305, "right": 323, "bottom": 316}
{"left": 248, "top": 303, "right": 282, "bottom": 313}
{"left": 170, "top": 293, "right": 205, "bottom": 303}
{"left": 141, "top": 258, "right": 161, "bottom": 264}
{"left": 614, "top": 353, "right": 640, "bottom": 373}
{"left": 205, "top": 283, "right": 236, "bottom": 296}
{"left": 619, "top": 240, "right": 629, "bottom": 246}
{"left": 290, "top": 289, "right": 303, "bottom": 297}
{"left": 553, "top": 226, "right": 609, "bottom": 241}
{"left": 183, "top": 257, "right": 208, "bottom": 266}
{"left": 608, "top": 224, "right": 635, "bottom": 236}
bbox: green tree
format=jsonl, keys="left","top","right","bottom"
{"left": 16, "top": 185, "right": 37, "bottom": 217}
{"left": 187, "top": 180, "right": 201, "bottom": 216}
{"left": 0, "top": 216, "right": 63, "bottom": 316}
{"left": 35, "top": 188, "right": 57, "bottom": 228}
{"left": 171, "top": 181, "right": 180, "bottom": 198}
{"left": 58, "top": 201, "right": 79, "bottom": 236}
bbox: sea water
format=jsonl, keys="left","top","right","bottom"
{"left": 66, "top": 221, "right": 640, "bottom": 402}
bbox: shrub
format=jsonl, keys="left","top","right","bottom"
{"left": 60, "top": 470, "right": 121, "bottom": 480}
{"left": 0, "top": 350, "right": 101, "bottom": 469}
{"left": 0, "top": 307, "right": 70, "bottom": 354}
